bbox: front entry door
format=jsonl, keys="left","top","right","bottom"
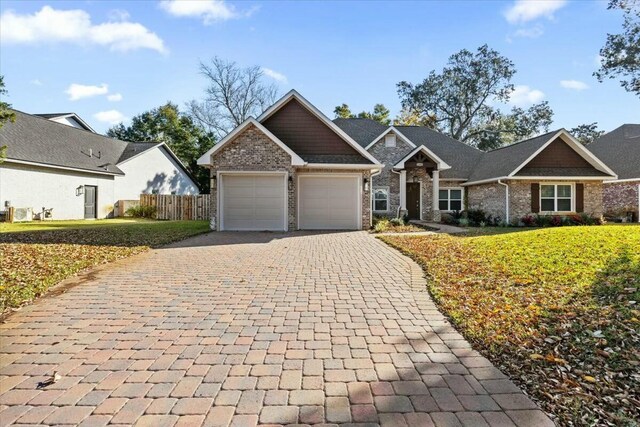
{"left": 84, "top": 186, "right": 97, "bottom": 219}
{"left": 406, "top": 182, "right": 420, "bottom": 220}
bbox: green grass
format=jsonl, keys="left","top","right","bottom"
{"left": 0, "top": 219, "right": 210, "bottom": 312}
{"left": 381, "top": 225, "right": 640, "bottom": 426}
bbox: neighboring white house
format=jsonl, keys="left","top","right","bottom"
{"left": 0, "top": 110, "right": 199, "bottom": 220}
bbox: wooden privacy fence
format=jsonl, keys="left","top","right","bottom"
{"left": 140, "top": 194, "right": 211, "bottom": 220}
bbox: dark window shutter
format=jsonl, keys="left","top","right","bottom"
{"left": 576, "top": 183, "right": 584, "bottom": 212}
{"left": 531, "top": 183, "right": 540, "bottom": 213}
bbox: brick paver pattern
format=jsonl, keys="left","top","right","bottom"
{"left": 0, "top": 231, "right": 554, "bottom": 426}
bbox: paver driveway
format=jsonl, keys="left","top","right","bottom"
{"left": 0, "top": 231, "right": 553, "bottom": 427}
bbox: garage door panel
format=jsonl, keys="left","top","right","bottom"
{"left": 221, "top": 174, "right": 286, "bottom": 231}
{"left": 299, "top": 176, "right": 360, "bottom": 230}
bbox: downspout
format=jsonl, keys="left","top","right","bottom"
{"left": 498, "top": 179, "right": 509, "bottom": 224}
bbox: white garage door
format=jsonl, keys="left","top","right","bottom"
{"left": 221, "top": 174, "right": 286, "bottom": 231}
{"left": 298, "top": 175, "right": 360, "bottom": 230}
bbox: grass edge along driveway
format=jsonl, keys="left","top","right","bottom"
{"left": 380, "top": 225, "right": 640, "bottom": 426}
{"left": 0, "top": 219, "right": 210, "bottom": 313}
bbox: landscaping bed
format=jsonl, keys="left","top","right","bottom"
{"left": 0, "top": 219, "right": 210, "bottom": 312}
{"left": 371, "top": 216, "right": 434, "bottom": 234}
{"left": 381, "top": 225, "right": 640, "bottom": 426}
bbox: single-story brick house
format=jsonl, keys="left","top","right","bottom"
{"left": 588, "top": 124, "right": 640, "bottom": 222}
{"left": 197, "top": 90, "right": 618, "bottom": 231}
{"left": 0, "top": 110, "right": 199, "bottom": 220}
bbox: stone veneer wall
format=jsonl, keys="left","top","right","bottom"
{"left": 369, "top": 135, "right": 414, "bottom": 216}
{"left": 209, "top": 124, "right": 372, "bottom": 230}
{"left": 603, "top": 180, "right": 640, "bottom": 218}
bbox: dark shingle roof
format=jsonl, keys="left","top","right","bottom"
{"left": 34, "top": 112, "right": 96, "bottom": 132}
{"left": 333, "top": 118, "right": 388, "bottom": 148}
{"left": 118, "top": 142, "right": 162, "bottom": 163}
{"left": 394, "top": 126, "right": 484, "bottom": 179}
{"left": 588, "top": 124, "right": 640, "bottom": 180}
{"left": 333, "top": 118, "right": 484, "bottom": 179}
{"left": 516, "top": 167, "right": 610, "bottom": 177}
{"left": 466, "top": 130, "right": 560, "bottom": 182}
{"left": 1, "top": 110, "right": 129, "bottom": 175}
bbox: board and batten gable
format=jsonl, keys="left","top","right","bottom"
{"left": 0, "top": 162, "right": 115, "bottom": 220}
{"left": 262, "top": 98, "right": 368, "bottom": 162}
{"left": 114, "top": 146, "right": 199, "bottom": 200}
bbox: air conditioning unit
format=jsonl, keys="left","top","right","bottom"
{"left": 13, "top": 207, "right": 33, "bottom": 222}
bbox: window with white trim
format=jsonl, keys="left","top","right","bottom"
{"left": 385, "top": 134, "right": 396, "bottom": 148}
{"left": 439, "top": 188, "right": 463, "bottom": 211}
{"left": 540, "top": 184, "right": 573, "bottom": 212}
{"left": 374, "top": 188, "right": 389, "bottom": 211}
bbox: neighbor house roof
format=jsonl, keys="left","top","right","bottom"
{"left": 333, "top": 118, "right": 483, "bottom": 179}
{"left": 588, "top": 124, "right": 640, "bottom": 181}
{"left": 0, "top": 110, "right": 193, "bottom": 180}
{"left": 34, "top": 112, "right": 97, "bottom": 133}
{"left": 465, "top": 129, "right": 616, "bottom": 184}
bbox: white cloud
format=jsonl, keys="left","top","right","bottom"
{"left": 30, "top": 79, "right": 43, "bottom": 86}
{"left": 513, "top": 24, "right": 544, "bottom": 38}
{"left": 107, "top": 93, "right": 123, "bottom": 102}
{"left": 560, "top": 80, "right": 589, "bottom": 91}
{"left": 0, "top": 6, "right": 166, "bottom": 53}
{"left": 93, "top": 110, "right": 127, "bottom": 125}
{"left": 261, "top": 67, "right": 288, "bottom": 84}
{"left": 508, "top": 85, "right": 545, "bottom": 106}
{"left": 159, "top": 0, "right": 237, "bottom": 23}
{"left": 66, "top": 83, "right": 109, "bottom": 101}
{"left": 504, "top": 0, "right": 567, "bottom": 24}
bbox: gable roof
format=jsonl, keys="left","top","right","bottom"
{"left": 394, "top": 145, "right": 451, "bottom": 170}
{"left": 258, "top": 90, "right": 380, "bottom": 165}
{"left": 34, "top": 112, "right": 97, "bottom": 133}
{"left": 1, "top": 110, "right": 195, "bottom": 181}
{"left": 588, "top": 124, "right": 640, "bottom": 181}
{"left": 197, "top": 118, "right": 306, "bottom": 166}
{"left": 465, "top": 129, "right": 617, "bottom": 184}
{"left": 334, "top": 119, "right": 483, "bottom": 179}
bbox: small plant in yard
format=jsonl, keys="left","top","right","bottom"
{"left": 380, "top": 225, "right": 640, "bottom": 426}
{"left": 126, "top": 204, "right": 157, "bottom": 218}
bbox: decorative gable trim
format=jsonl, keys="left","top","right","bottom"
{"left": 197, "top": 118, "right": 306, "bottom": 166}
{"left": 394, "top": 145, "right": 451, "bottom": 171}
{"left": 364, "top": 127, "right": 416, "bottom": 150}
{"left": 508, "top": 130, "right": 617, "bottom": 179}
{"left": 257, "top": 90, "right": 380, "bottom": 165}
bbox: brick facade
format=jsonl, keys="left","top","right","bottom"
{"left": 209, "top": 124, "right": 371, "bottom": 230}
{"left": 467, "top": 180, "right": 604, "bottom": 222}
{"left": 603, "top": 180, "right": 640, "bottom": 220}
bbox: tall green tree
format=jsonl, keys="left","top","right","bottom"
{"left": 333, "top": 104, "right": 354, "bottom": 119}
{"left": 569, "top": 123, "right": 605, "bottom": 145}
{"left": 357, "top": 104, "right": 391, "bottom": 125}
{"left": 394, "top": 107, "right": 436, "bottom": 127}
{"left": 595, "top": 0, "right": 640, "bottom": 96}
{"left": 0, "top": 76, "right": 17, "bottom": 162}
{"left": 397, "top": 44, "right": 553, "bottom": 150}
{"left": 334, "top": 103, "right": 391, "bottom": 125}
{"left": 107, "top": 103, "right": 215, "bottom": 191}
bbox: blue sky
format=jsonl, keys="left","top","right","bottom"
{"left": 1, "top": 0, "right": 638, "bottom": 134}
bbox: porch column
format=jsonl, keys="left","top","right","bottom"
{"left": 399, "top": 170, "right": 407, "bottom": 211}
{"left": 432, "top": 169, "right": 440, "bottom": 222}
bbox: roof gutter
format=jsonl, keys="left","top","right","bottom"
{"left": 301, "top": 163, "right": 383, "bottom": 170}
{"left": 1, "top": 158, "right": 122, "bottom": 176}
{"left": 461, "top": 177, "right": 509, "bottom": 186}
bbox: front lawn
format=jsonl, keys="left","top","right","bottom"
{"left": 381, "top": 225, "right": 640, "bottom": 426}
{"left": 0, "top": 219, "right": 210, "bottom": 312}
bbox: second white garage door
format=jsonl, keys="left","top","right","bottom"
{"left": 298, "top": 175, "right": 361, "bottom": 230}
{"left": 221, "top": 174, "right": 286, "bottom": 231}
